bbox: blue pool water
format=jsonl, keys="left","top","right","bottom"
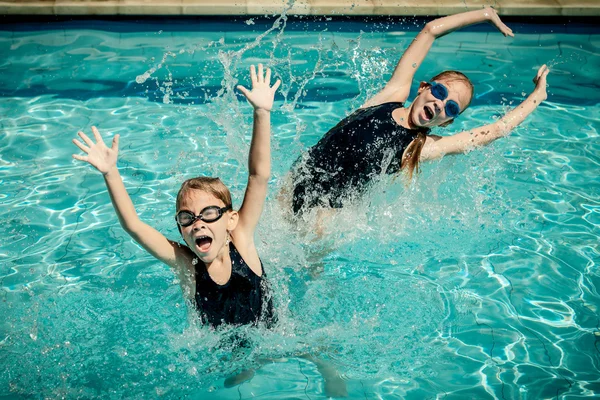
{"left": 1, "top": 14, "right": 599, "bottom": 399}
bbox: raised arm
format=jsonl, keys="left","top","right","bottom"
{"left": 420, "top": 65, "right": 549, "bottom": 160}
{"left": 233, "top": 64, "right": 281, "bottom": 242}
{"left": 363, "top": 7, "right": 513, "bottom": 108}
{"left": 72, "top": 127, "right": 193, "bottom": 274}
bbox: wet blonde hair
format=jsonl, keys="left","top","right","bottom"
{"left": 401, "top": 70, "right": 474, "bottom": 180}
{"left": 175, "top": 177, "right": 232, "bottom": 212}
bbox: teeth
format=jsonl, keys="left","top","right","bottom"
{"left": 195, "top": 236, "right": 210, "bottom": 245}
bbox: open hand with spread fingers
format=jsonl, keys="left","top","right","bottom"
{"left": 236, "top": 64, "right": 281, "bottom": 112}
{"left": 72, "top": 126, "right": 120, "bottom": 175}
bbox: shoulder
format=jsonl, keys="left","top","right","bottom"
{"left": 170, "top": 243, "right": 197, "bottom": 299}
{"left": 425, "top": 134, "right": 443, "bottom": 142}
{"left": 173, "top": 243, "right": 197, "bottom": 273}
{"left": 230, "top": 234, "right": 263, "bottom": 276}
{"left": 358, "top": 101, "right": 405, "bottom": 111}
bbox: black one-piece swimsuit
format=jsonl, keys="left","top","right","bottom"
{"left": 194, "top": 242, "right": 275, "bottom": 328}
{"left": 291, "top": 102, "right": 429, "bottom": 214}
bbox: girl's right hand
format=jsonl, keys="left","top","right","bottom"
{"left": 484, "top": 6, "right": 514, "bottom": 37}
{"left": 72, "top": 126, "right": 120, "bottom": 175}
{"left": 533, "top": 64, "right": 550, "bottom": 101}
{"left": 236, "top": 64, "right": 281, "bottom": 112}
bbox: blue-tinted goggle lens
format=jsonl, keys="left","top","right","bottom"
{"left": 430, "top": 82, "right": 461, "bottom": 118}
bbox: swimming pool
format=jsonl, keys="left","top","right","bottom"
{"left": 1, "top": 14, "right": 599, "bottom": 399}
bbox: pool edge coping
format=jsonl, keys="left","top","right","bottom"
{"left": 0, "top": 0, "right": 599, "bottom": 17}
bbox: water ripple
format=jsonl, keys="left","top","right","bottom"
{"left": 1, "top": 20, "right": 599, "bottom": 399}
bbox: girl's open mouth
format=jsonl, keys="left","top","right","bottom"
{"left": 195, "top": 236, "right": 213, "bottom": 253}
{"left": 424, "top": 105, "right": 434, "bottom": 121}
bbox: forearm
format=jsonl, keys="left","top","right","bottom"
{"left": 492, "top": 89, "right": 546, "bottom": 139}
{"left": 247, "top": 109, "right": 271, "bottom": 180}
{"left": 426, "top": 8, "right": 492, "bottom": 38}
{"left": 388, "top": 9, "right": 493, "bottom": 90}
{"left": 463, "top": 89, "right": 545, "bottom": 150}
{"left": 103, "top": 166, "right": 180, "bottom": 267}
{"left": 103, "top": 167, "right": 144, "bottom": 233}
{"left": 72, "top": 128, "right": 181, "bottom": 268}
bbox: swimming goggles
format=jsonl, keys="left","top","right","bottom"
{"left": 175, "top": 205, "right": 232, "bottom": 227}
{"left": 429, "top": 82, "right": 461, "bottom": 118}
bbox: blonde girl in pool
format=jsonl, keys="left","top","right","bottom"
{"left": 72, "top": 64, "right": 280, "bottom": 327}
{"left": 288, "top": 7, "right": 549, "bottom": 217}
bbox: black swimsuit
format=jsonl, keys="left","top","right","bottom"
{"left": 291, "top": 102, "right": 429, "bottom": 213}
{"left": 194, "top": 242, "right": 275, "bottom": 328}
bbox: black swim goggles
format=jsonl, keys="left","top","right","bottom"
{"left": 175, "top": 205, "right": 232, "bottom": 227}
{"left": 429, "top": 82, "right": 461, "bottom": 118}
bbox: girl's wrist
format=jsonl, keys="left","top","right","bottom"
{"left": 530, "top": 88, "right": 547, "bottom": 102}
{"left": 254, "top": 108, "right": 271, "bottom": 116}
{"left": 103, "top": 166, "right": 119, "bottom": 177}
{"left": 481, "top": 7, "right": 493, "bottom": 22}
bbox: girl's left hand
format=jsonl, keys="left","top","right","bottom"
{"left": 484, "top": 6, "right": 514, "bottom": 37}
{"left": 237, "top": 64, "right": 281, "bottom": 112}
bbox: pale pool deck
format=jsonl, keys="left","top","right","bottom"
{"left": 0, "top": 0, "right": 598, "bottom": 16}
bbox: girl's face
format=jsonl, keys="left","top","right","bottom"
{"left": 177, "top": 190, "right": 237, "bottom": 264}
{"left": 410, "top": 79, "right": 472, "bottom": 128}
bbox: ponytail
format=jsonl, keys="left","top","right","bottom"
{"left": 400, "top": 131, "right": 428, "bottom": 180}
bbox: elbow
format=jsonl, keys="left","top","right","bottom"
{"left": 422, "top": 21, "right": 439, "bottom": 38}
{"left": 422, "top": 22, "right": 434, "bottom": 35}
{"left": 121, "top": 218, "right": 144, "bottom": 237}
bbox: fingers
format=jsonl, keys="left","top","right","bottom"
{"left": 540, "top": 67, "right": 550, "bottom": 83}
{"left": 534, "top": 64, "right": 549, "bottom": 83}
{"left": 78, "top": 131, "right": 94, "bottom": 147}
{"left": 495, "top": 20, "right": 513, "bottom": 37}
{"left": 271, "top": 79, "right": 281, "bottom": 92}
{"left": 542, "top": 67, "right": 550, "bottom": 79}
{"left": 72, "top": 154, "right": 88, "bottom": 162}
{"left": 250, "top": 65, "right": 257, "bottom": 85}
{"left": 249, "top": 63, "right": 274, "bottom": 85}
{"left": 488, "top": 7, "right": 514, "bottom": 38}
{"left": 91, "top": 126, "right": 104, "bottom": 144}
{"left": 236, "top": 84, "right": 250, "bottom": 98}
{"left": 245, "top": 64, "right": 279, "bottom": 88}
{"left": 112, "top": 134, "right": 120, "bottom": 152}
{"left": 257, "top": 64, "right": 264, "bottom": 83}
{"left": 72, "top": 137, "right": 90, "bottom": 153}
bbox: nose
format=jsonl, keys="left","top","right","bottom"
{"left": 191, "top": 219, "right": 205, "bottom": 231}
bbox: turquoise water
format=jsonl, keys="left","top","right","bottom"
{"left": 1, "top": 15, "right": 599, "bottom": 399}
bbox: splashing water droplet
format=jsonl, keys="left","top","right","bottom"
{"left": 136, "top": 72, "right": 150, "bottom": 84}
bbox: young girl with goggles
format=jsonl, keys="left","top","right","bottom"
{"left": 287, "top": 7, "right": 549, "bottom": 216}
{"left": 73, "top": 65, "right": 281, "bottom": 328}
